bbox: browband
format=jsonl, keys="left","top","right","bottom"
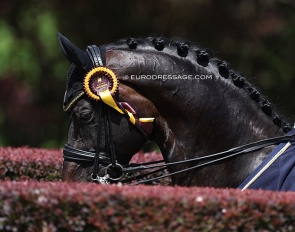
{"left": 86, "top": 45, "right": 104, "bottom": 67}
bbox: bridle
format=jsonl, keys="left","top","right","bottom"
{"left": 63, "top": 45, "right": 295, "bottom": 185}
{"left": 63, "top": 44, "right": 156, "bottom": 184}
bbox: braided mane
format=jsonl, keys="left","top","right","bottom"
{"left": 107, "top": 36, "right": 292, "bottom": 133}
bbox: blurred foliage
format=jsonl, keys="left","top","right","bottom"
{"left": 0, "top": 0, "right": 295, "bottom": 148}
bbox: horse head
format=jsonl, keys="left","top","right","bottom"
{"left": 59, "top": 34, "right": 292, "bottom": 187}
{"left": 59, "top": 34, "right": 158, "bottom": 183}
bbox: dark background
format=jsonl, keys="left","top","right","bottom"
{"left": 0, "top": 0, "right": 295, "bottom": 148}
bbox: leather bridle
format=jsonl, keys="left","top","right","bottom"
{"left": 63, "top": 44, "right": 156, "bottom": 184}
{"left": 63, "top": 45, "right": 295, "bottom": 185}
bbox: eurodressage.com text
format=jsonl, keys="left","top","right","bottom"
{"left": 129, "top": 74, "right": 213, "bottom": 81}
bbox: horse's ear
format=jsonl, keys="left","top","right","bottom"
{"left": 58, "top": 32, "right": 90, "bottom": 69}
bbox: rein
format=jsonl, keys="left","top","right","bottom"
{"left": 64, "top": 132, "right": 295, "bottom": 185}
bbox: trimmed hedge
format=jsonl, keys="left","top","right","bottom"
{"left": 0, "top": 147, "right": 63, "bottom": 181}
{"left": 0, "top": 147, "right": 168, "bottom": 183}
{"left": 1, "top": 181, "right": 295, "bottom": 231}
{"left": 1, "top": 147, "right": 295, "bottom": 231}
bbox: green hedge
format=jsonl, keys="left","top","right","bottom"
{"left": 1, "top": 181, "right": 295, "bottom": 231}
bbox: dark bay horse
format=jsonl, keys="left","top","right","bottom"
{"left": 58, "top": 33, "right": 294, "bottom": 190}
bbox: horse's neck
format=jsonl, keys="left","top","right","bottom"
{"left": 155, "top": 75, "right": 281, "bottom": 143}
{"left": 106, "top": 48, "right": 286, "bottom": 187}
{"left": 152, "top": 75, "right": 285, "bottom": 187}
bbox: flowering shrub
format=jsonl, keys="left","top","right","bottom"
{"left": 1, "top": 147, "right": 295, "bottom": 231}
{"left": 0, "top": 147, "right": 63, "bottom": 181}
{"left": 1, "top": 181, "right": 295, "bottom": 231}
{"left": 0, "top": 147, "right": 167, "bottom": 183}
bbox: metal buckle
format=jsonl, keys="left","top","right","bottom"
{"left": 91, "top": 173, "right": 110, "bottom": 184}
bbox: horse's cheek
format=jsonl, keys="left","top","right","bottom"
{"left": 61, "top": 161, "right": 79, "bottom": 182}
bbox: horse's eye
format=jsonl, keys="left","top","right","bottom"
{"left": 79, "top": 110, "right": 92, "bottom": 121}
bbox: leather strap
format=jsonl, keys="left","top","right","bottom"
{"left": 63, "top": 143, "right": 110, "bottom": 163}
{"left": 86, "top": 45, "right": 104, "bottom": 67}
{"left": 63, "top": 132, "right": 295, "bottom": 185}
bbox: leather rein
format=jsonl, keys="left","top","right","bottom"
{"left": 63, "top": 45, "right": 295, "bottom": 185}
{"left": 64, "top": 133, "right": 295, "bottom": 185}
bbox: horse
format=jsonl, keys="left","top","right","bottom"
{"left": 58, "top": 33, "right": 295, "bottom": 191}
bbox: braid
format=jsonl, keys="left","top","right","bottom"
{"left": 110, "top": 36, "right": 292, "bottom": 131}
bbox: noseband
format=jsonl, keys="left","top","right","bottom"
{"left": 63, "top": 45, "right": 155, "bottom": 184}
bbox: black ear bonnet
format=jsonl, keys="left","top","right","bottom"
{"left": 59, "top": 33, "right": 106, "bottom": 110}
